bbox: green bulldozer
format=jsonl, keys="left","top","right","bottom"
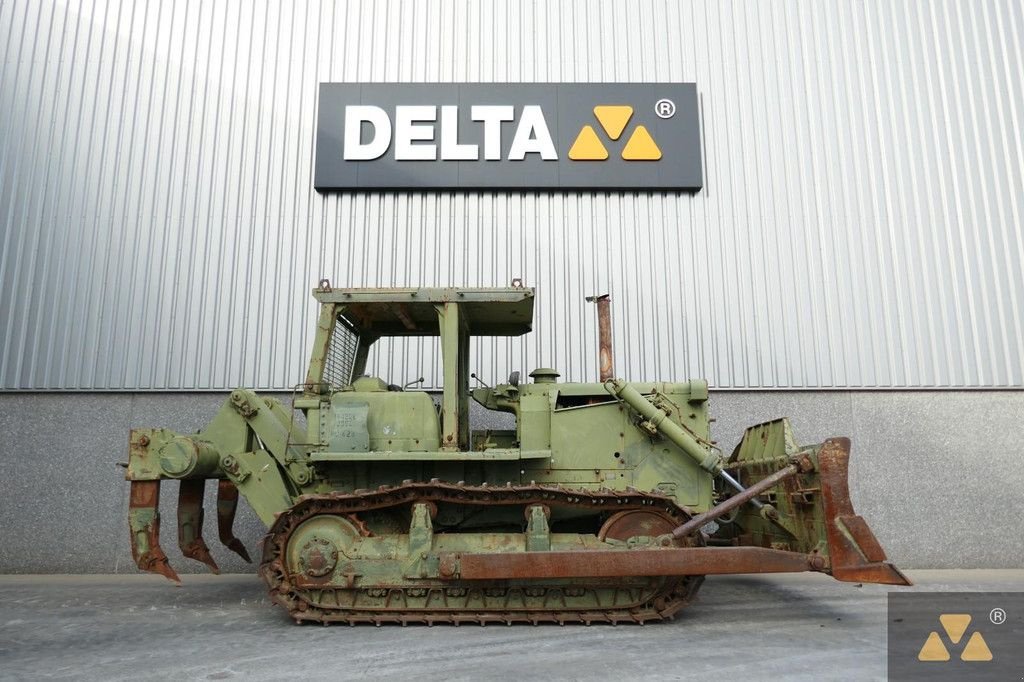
{"left": 125, "top": 283, "right": 909, "bottom": 624}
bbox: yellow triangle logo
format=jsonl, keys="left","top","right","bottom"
{"left": 939, "top": 614, "right": 971, "bottom": 644}
{"left": 567, "top": 125, "right": 608, "bottom": 160}
{"left": 960, "top": 632, "right": 993, "bottom": 661}
{"left": 593, "top": 105, "right": 633, "bottom": 140}
{"left": 621, "top": 125, "right": 662, "bottom": 160}
{"left": 917, "top": 631, "right": 950, "bottom": 661}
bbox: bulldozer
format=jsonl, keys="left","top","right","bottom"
{"left": 125, "top": 282, "right": 909, "bottom": 624}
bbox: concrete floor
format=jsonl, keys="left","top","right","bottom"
{"left": 0, "top": 570, "right": 1020, "bottom": 681}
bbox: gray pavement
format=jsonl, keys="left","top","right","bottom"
{"left": 1, "top": 570, "right": 1021, "bottom": 681}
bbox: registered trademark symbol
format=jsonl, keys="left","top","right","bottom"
{"left": 655, "top": 98, "right": 676, "bottom": 119}
{"left": 990, "top": 607, "right": 1006, "bottom": 625}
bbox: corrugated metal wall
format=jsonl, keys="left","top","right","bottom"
{"left": 1, "top": 0, "right": 1022, "bottom": 391}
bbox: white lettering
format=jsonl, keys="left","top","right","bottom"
{"left": 439, "top": 106, "right": 478, "bottom": 160}
{"left": 343, "top": 106, "right": 391, "bottom": 160}
{"left": 394, "top": 105, "right": 437, "bottom": 161}
{"left": 344, "top": 104, "right": 559, "bottom": 162}
{"left": 470, "top": 105, "right": 515, "bottom": 160}
{"left": 508, "top": 105, "right": 557, "bottom": 161}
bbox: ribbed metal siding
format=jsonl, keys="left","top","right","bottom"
{"left": 1, "top": 0, "right": 1022, "bottom": 390}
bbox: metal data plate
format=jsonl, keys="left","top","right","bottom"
{"left": 326, "top": 399, "right": 370, "bottom": 452}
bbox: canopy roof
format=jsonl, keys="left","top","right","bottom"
{"left": 312, "top": 286, "right": 535, "bottom": 337}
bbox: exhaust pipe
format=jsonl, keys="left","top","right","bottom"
{"left": 586, "top": 294, "right": 613, "bottom": 382}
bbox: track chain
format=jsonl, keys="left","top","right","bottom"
{"left": 259, "top": 480, "right": 704, "bottom": 625}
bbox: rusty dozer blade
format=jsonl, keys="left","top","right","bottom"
{"left": 216, "top": 480, "right": 251, "bottom": 563}
{"left": 177, "top": 479, "right": 220, "bottom": 574}
{"left": 817, "top": 438, "right": 911, "bottom": 585}
{"left": 128, "top": 480, "right": 181, "bottom": 584}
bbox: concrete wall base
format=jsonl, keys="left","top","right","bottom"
{"left": 0, "top": 391, "right": 1019, "bottom": 572}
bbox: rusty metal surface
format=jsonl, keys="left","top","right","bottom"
{"left": 598, "top": 510, "right": 679, "bottom": 543}
{"left": 817, "top": 438, "right": 912, "bottom": 586}
{"left": 127, "top": 481, "right": 180, "bottom": 584}
{"left": 177, "top": 480, "right": 220, "bottom": 574}
{"left": 587, "top": 294, "right": 614, "bottom": 382}
{"left": 216, "top": 480, "right": 253, "bottom": 564}
{"left": 250, "top": 454, "right": 907, "bottom": 625}
{"left": 452, "top": 547, "right": 822, "bottom": 580}
{"left": 259, "top": 482, "right": 704, "bottom": 625}
{"left": 131, "top": 478, "right": 254, "bottom": 582}
{"left": 672, "top": 464, "right": 800, "bottom": 538}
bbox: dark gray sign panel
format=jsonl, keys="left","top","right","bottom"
{"left": 314, "top": 83, "right": 702, "bottom": 191}
{"left": 888, "top": 592, "right": 1022, "bottom": 681}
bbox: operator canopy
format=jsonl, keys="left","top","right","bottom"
{"left": 312, "top": 286, "right": 534, "bottom": 337}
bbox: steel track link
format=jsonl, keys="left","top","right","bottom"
{"left": 259, "top": 481, "right": 705, "bottom": 625}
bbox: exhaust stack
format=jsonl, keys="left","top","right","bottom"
{"left": 587, "top": 294, "right": 613, "bottom": 381}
